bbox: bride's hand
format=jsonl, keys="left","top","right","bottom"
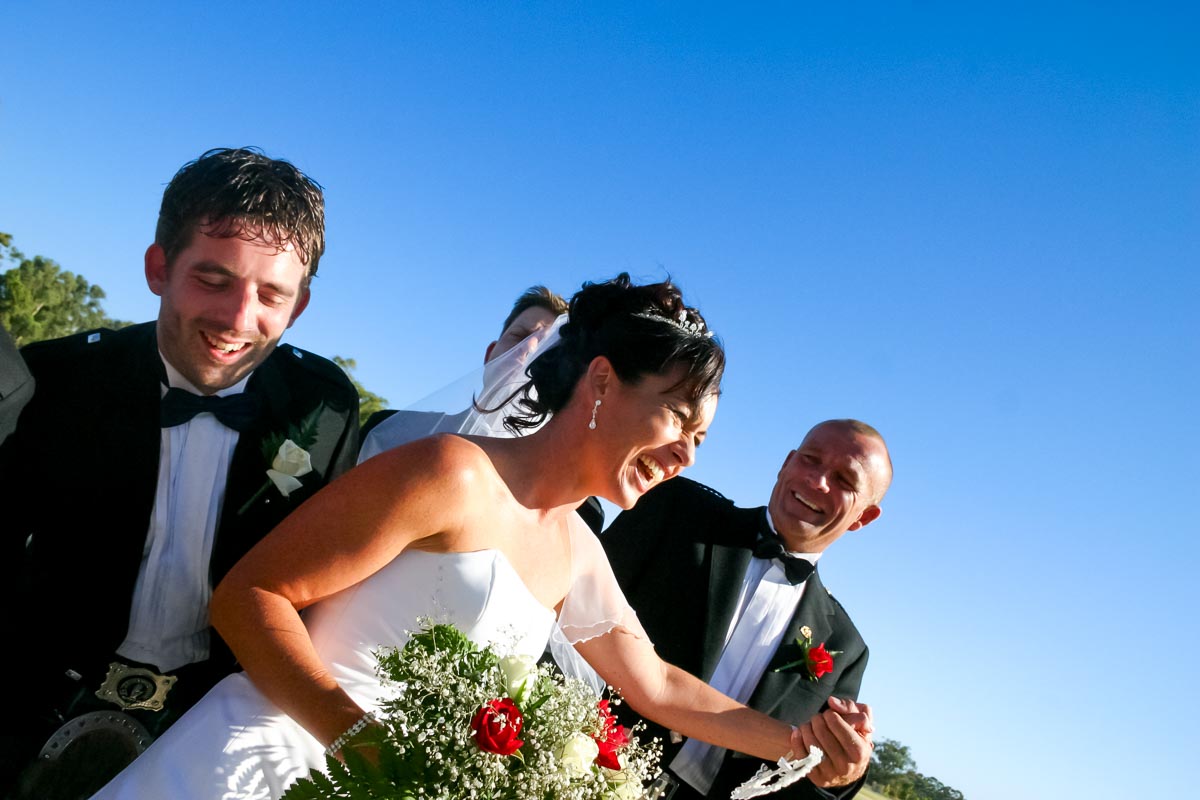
{"left": 333, "top": 720, "right": 387, "bottom": 767}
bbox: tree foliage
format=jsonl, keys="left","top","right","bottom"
{"left": 871, "top": 738, "right": 916, "bottom": 783}
{"left": 869, "top": 737, "right": 965, "bottom": 800}
{"left": 333, "top": 356, "right": 388, "bottom": 428}
{"left": 0, "top": 232, "right": 130, "bottom": 346}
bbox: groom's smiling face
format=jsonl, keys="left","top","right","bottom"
{"left": 146, "top": 225, "right": 311, "bottom": 394}
{"left": 768, "top": 422, "right": 889, "bottom": 553}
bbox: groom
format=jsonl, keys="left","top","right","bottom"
{"left": 603, "top": 419, "right": 891, "bottom": 799}
{"left": 0, "top": 148, "right": 359, "bottom": 794}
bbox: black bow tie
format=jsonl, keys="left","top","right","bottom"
{"left": 753, "top": 525, "right": 815, "bottom": 586}
{"left": 160, "top": 387, "right": 260, "bottom": 432}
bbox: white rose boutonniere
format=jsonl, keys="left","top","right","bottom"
{"left": 238, "top": 406, "right": 323, "bottom": 515}
{"left": 266, "top": 439, "right": 313, "bottom": 496}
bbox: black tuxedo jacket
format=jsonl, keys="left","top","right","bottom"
{"left": 0, "top": 321, "right": 359, "bottom": 700}
{"left": 602, "top": 477, "right": 868, "bottom": 800}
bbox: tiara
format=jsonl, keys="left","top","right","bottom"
{"left": 632, "top": 309, "right": 713, "bottom": 338}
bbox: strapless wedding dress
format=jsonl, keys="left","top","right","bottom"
{"left": 92, "top": 549, "right": 557, "bottom": 799}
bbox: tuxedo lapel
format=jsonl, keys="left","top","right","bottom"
{"left": 220, "top": 355, "right": 289, "bottom": 521}
{"left": 750, "top": 570, "right": 839, "bottom": 718}
{"left": 699, "top": 506, "right": 768, "bottom": 682}
{"left": 779, "top": 571, "right": 837, "bottom": 657}
{"left": 211, "top": 347, "right": 344, "bottom": 582}
{"left": 115, "top": 324, "right": 170, "bottom": 567}
{"left": 701, "top": 543, "right": 750, "bottom": 681}
{"left": 251, "top": 349, "right": 294, "bottom": 430}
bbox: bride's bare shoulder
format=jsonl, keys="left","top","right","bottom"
{"left": 366, "top": 433, "right": 501, "bottom": 490}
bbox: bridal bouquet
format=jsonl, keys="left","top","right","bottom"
{"left": 282, "top": 622, "right": 661, "bottom": 800}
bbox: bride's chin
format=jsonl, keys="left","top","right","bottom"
{"left": 607, "top": 475, "right": 642, "bottom": 510}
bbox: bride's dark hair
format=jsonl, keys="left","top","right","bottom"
{"left": 503, "top": 273, "right": 725, "bottom": 433}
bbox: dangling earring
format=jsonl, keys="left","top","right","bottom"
{"left": 588, "top": 399, "right": 601, "bottom": 430}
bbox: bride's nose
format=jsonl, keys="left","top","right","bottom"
{"left": 671, "top": 435, "right": 697, "bottom": 470}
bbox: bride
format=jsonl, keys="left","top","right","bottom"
{"left": 94, "top": 274, "right": 806, "bottom": 798}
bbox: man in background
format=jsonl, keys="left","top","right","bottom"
{"left": 358, "top": 284, "right": 566, "bottom": 454}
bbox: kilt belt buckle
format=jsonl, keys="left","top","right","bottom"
{"left": 94, "top": 661, "right": 177, "bottom": 712}
{"left": 645, "top": 770, "right": 679, "bottom": 800}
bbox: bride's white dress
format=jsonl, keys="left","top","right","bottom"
{"left": 92, "top": 523, "right": 632, "bottom": 800}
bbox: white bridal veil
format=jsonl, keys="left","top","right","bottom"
{"left": 357, "top": 315, "right": 566, "bottom": 461}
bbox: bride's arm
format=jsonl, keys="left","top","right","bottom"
{"left": 210, "top": 435, "right": 477, "bottom": 747}
{"left": 573, "top": 628, "right": 799, "bottom": 762}
{"left": 561, "top": 521, "right": 799, "bottom": 761}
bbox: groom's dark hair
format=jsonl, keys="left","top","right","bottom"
{"left": 155, "top": 147, "right": 326, "bottom": 284}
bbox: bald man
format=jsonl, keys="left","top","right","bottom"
{"left": 603, "top": 419, "right": 892, "bottom": 800}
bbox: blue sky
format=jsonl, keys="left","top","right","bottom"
{"left": 3, "top": 3, "right": 1197, "bottom": 797}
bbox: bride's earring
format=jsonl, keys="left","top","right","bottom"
{"left": 588, "top": 399, "right": 601, "bottom": 430}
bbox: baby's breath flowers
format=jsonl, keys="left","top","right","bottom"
{"left": 282, "top": 622, "right": 661, "bottom": 800}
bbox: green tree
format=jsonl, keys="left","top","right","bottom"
{"left": 869, "top": 737, "right": 966, "bottom": 800}
{"left": 0, "top": 232, "right": 130, "bottom": 346}
{"left": 333, "top": 356, "right": 387, "bottom": 428}
{"left": 871, "top": 738, "right": 916, "bottom": 785}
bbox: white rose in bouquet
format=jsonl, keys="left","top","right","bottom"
{"left": 497, "top": 654, "right": 537, "bottom": 703}
{"left": 603, "top": 768, "right": 643, "bottom": 800}
{"left": 559, "top": 731, "right": 601, "bottom": 776}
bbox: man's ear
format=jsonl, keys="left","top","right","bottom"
{"left": 286, "top": 287, "right": 311, "bottom": 328}
{"left": 777, "top": 449, "right": 798, "bottom": 479}
{"left": 847, "top": 505, "right": 882, "bottom": 532}
{"left": 484, "top": 341, "right": 497, "bottom": 364}
{"left": 145, "top": 244, "right": 168, "bottom": 295}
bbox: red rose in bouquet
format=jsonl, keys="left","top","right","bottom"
{"left": 592, "top": 699, "right": 630, "bottom": 770}
{"left": 471, "top": 698, "right": 525, "bottom": 755}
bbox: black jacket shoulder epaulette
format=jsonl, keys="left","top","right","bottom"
{"left": 272, "top": 343, "right": 356, "bottom": 392}
{"left": 19, "top": 324, "right": 143, "bottom": 369}
{"left": 659, "top": 475, "right": 734, "bottom": 507}
{"left": 822, "top": 584, "right": 849, "bottom": 612}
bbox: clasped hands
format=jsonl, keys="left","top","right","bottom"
{"left": 786, "top": 697, "right": 873, "bottom": 788}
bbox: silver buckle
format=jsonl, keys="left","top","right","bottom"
{"left": 94, "top": 662, "right": 176, "bottom": 712}
{"left": 645, "top": 771, "right": 679, "bottom": 799}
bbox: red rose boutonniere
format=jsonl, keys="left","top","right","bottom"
{"left": 775, "top": 625, "right": 843, "bottom": 682}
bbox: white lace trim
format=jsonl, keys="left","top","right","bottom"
{"left": 558, "top": 605, "right": 647, "bottom": 645}
{"left": 730, "top": 746, "right": 824, "bottom": 798}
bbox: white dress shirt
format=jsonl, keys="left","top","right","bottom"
{"left": 670, "top": 511, "right": 821, "bottom": 795}
{"left": 116, "top": 356, "right": 251, "bottom": 672}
